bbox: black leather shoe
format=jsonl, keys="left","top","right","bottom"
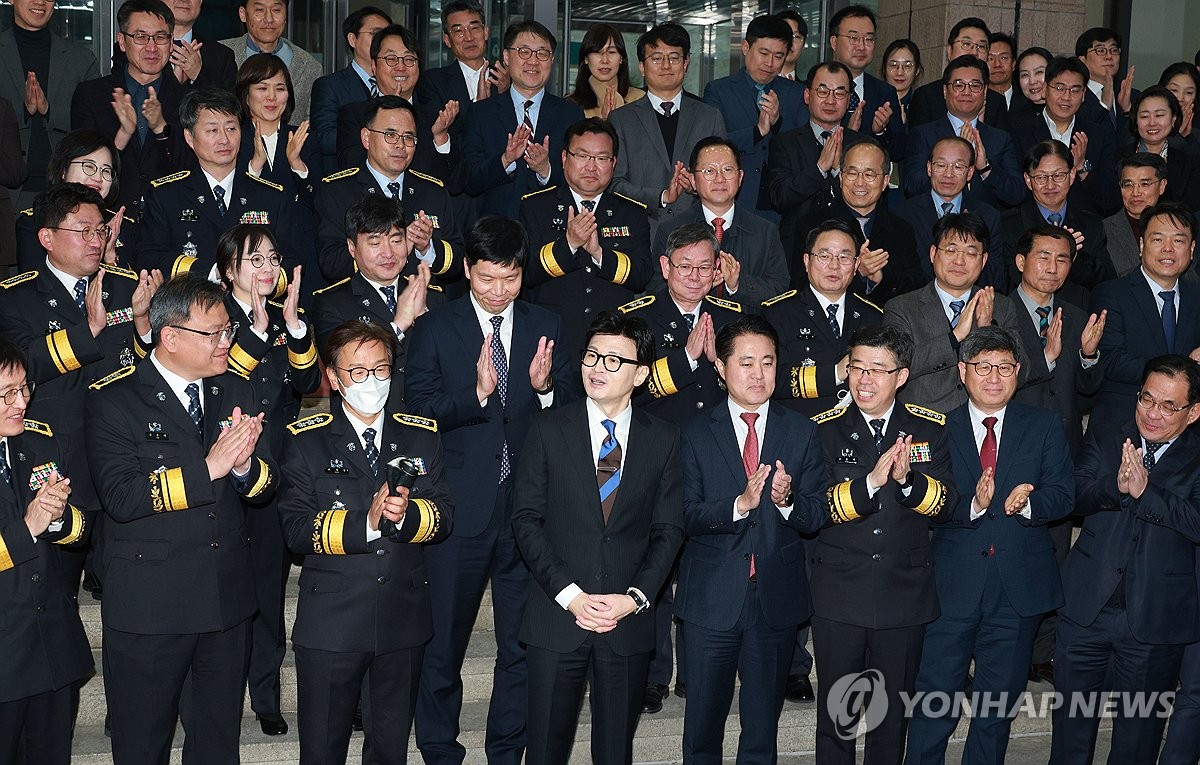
{"left": 1029, "top": 661, "right": 1054, "bottom": 685}
{"left": 82, "top": 572, "right": 102, "bottom": 601}
{"left": 641, "top": 683, "right": 668, "bottom": 714}
{"left": 785, "top": 674, "right": 815, "bottom": 703}
{"left": 674, "top": 682, "right": 686, "bottom": 698}
{"left": 256, "top": 713, "right": 288, "bottom": 736}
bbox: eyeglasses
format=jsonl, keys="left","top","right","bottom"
{"left": 1136, "top": 391, "right": 1191, "bottom": 415}
{"left": 245, "top": 253, "right": 282, "bottom": 268}
{"left": 1028, "top": 171, "right": 1071, "bottom": 186}
{"left": 0, "top": 381, "right": 34, "bottom": 406}
{"left": 887, "top": 60, "right": 916, "bottom": 71}
{"left": 811, "top": 84, "right": 850, "bottom": 100}
{"left": 948, "top": 79, "right": 986, "bottom": 94}
{"left": 951, "top": 38, "right": 989, "bottom": 54}
{"left": 339, "top": 364, "right": 393, "bottom": 384}
{"left": 694, "top": 165, "right": 739, "bottom": 179}
{"left": 645, "top": 52, "right": 684, "bottom": 66}
{"left": 70, "top": 159, "right": 115, "bottom": 182}
{"left": 840, "top": 168, "right": 883, "bottom": 182}
{"left": 448, "top": 21, "right": 485, "bottom": 38}
{"left": 365, "top": 128, "right": 418, "bottom": 147}
{"left": 566, "top": 149, "right": 615, "bottom": 165}
{"left": 963, "top": 360, "right": 1017, "bottom": 377}
{"left": 48, "top": 224, "right": 111, "bottom": 243}
{"left": 810, "top": 249, "right": 858, "bottom": 267}
{"left": 1119, "top": 179, "right": 1160, "bottom": 190}
{"left": 580, "top": 349, "right": 639, "bottom": 372}
{"left": 122, "top": 31, "right": 172, "bottom": 46}
{"left": 377, "top": 53, "right": 418, "bottom": 68}
{"left": 667, "top": 261, "right": 714, "bottom": 277}
{"left": 935, "top": 245, "right": 984, "bottom": 259}
{"left": 507, "top": 46, "right": 552, "bottom": 62}
{"left": 1047, "top": 83, "right": 1085, "bottom": 97}
{"left": 846, "top": 365, "right": 901, "bottom": 379}
{"left": 834, "top": 33, "right": 876, "bottom": 47}
{"left": 170, "top": 322, "right": 239, "bottom": 345}
{"left": 930, "top": 160, "right": 971, "bottom": 174}
{"left": 1087, "top": 45, "right": 1121, "bottom": 57}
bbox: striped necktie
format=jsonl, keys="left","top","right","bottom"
{"left": 596, "top": 419, "right": 621, "bottom": 524}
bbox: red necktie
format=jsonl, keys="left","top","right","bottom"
{"left": 741, "top": 412, "right": 759, "bottom": 579}
{"left": 980, "top": 416, "right": 998, "bottom": 473}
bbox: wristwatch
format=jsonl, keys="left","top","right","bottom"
{"left": 626, "top": 587, "right": 650, "bottom": 614}
{"left": 1080, "top": 159, "right": 1093, "bottom": 175}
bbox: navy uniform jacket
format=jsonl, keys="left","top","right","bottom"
{"left": 810, "top": 402, "right": 957, "bottom": 629}
{"left": 617, "top": 289, "right": 742, "bottom": 424}
{"left": 0, "top": 420, "right": 94, "bottom": 702}
{"left": 461, "top": 91, "right": 584, "bottom": 218}
{"left": 85, "top": 362, "right": 277, "bottom": 634}
{"left": 334, "top": 95, "right": 461, "bottom": 193}
{"left": 519, "top": 184, "right": 653, "bottom": 367}
{"left": 310, "top": 66, "right": 373, "bottom": 174}
{"left": 674, "top": 401, "right": 830, "bottom": 631}
{"left": 513, "top": 401, "right": 683, "bottom": 655}
{"left": 315, "top": 165, "right": 459, "bottom": 284}
{"left": 903, "top": 117, "right": 1024, "bottom": 209}
{"left": 1065, "top": 418, "right": 1200, "bottom": 644}
{"left": 236, "top": 121, "right": 321, "bottom": 210}
{"left": 404, "top": 296, "right": 573, "bottom": 537}
{"left": 763, "top": 287, "right": 883, "bottom": 416}
{"left": 279, "top": 407, "right": 452, "bottom": 653}
{"left": 17, "top": 206, "right": 140, "bottom": 273}
{"left": 936, "top": 401, "right": 1075, "bottom": 618}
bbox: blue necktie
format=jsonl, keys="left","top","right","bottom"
{"left": 826, "top": 304, "right": 841, "bottom": 339}
{"left": 74, "top": 278, "right": 88, "bottom": 315}
{"left": 1144, "top": 441, "right": 1167, "bottom": 470}
{"left": 489, "top": 315, "right": 511, "bottom": 482}
{"left": 870, "top": 419, "right": 886, "bottom": 454}
{"left": 213, "top": 185, "right": 227, "bottom": 216}
{"left": 940, "top": 201, "right": 954, "bottom": 218}
{"left": 363, "top": 427, "right": 379, "bottom": 476}
{"left": 387, "top": 181, "right": 401, "bottom": 200}
{"left": 949, "top": 299, "right": 966, "bottom": 328}
{"left": 185, "top": 382, "right": 203, "bottom": 436}
{"left": 848, "top": 88, "right": 861, "bottom": 115}
{"left": 1047, "top": 212, "right": 1063, "bottom": 226}
{"left": 381, "top": 285, "right": 396, "bottom": 313}
{"left": 596, "top": 419, "right": 621, "bottom": 524}
{"left": 1161, "top": 290, "right": 1177, "bottom": 350}
{"left": 1036, "top": 306, "right": 1052, "bottom": 347}
{"left": 754, "top": 83, "right": 767, "bottom": 110}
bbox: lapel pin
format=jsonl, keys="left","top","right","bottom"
{"left": 156, "top": 391, "right": 167, "bottom": 401}
{"left": 47, "top": 320, "right": 61, "bottom": 331}
{"left": 210, "top": 386, "right": 219, "bottom": 396}
{"left": 120, "top": 347, "right": 135, "bottom": 366}
{"left": 346, "top": 442, "right": 356, "bottom": 452}
{"left": 239, "top": 197, "right": 247, "bottom": 206}
{"left": 669, "top": 320, "right": 677, "bottom": 330}
{"left": 149, "top": 422, "right": 162, "bottom": 432}
{"left": 198, "top": 195, "right": 206, "bottom": 204}
{"left": 390, "top": 443, "right": 397, "bottom": 451}
{"left": 47, "top": 299, "right": 57, "bottom": 308}
{"left": 849, "top": 431, "right": 859, "bottom": 440}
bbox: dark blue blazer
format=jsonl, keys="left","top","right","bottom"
{"left": 310, "top": 66, "right": 372, "bottom": 174}
{"left": 461, "top": 91, "right": 584, "bottom": 218}
{"left": 236, "top": 121, "right": 321, "bottom": 208}
{"left": 851, "top": 73, "right": 907, "bottom": 161}
{"left": 903, "top": 117, "right": 1025, "bottom": 209}
{"left": 417, "top": 63, "right": 474, "bottom": 118}
{"left": 1066, "top": 418, "right": 1200, "bottom": 644}
{"left": 674, "top": 401, "right": 829, "bottom": 632}
{"left": 897, "top": 191, "right": 1006, "bottom": 288}
{"left": 934, "top": 402, "right": 1075, "bottom": 618}
{"left": 1009, "top": 108, "right": 1122, "bottom": 217}
{"left": 702, "top": 70, "right": 807, "bottom": 220}
{"left": 404, "top": 296, "right": 574, "bottom": 537}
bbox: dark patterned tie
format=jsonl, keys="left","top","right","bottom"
{"left": 940, "top": 201, "right": 954, "bottom": 218}
{"left": 0, "top": 439, "right": 11, "bottom": 487}
{"left": 363, "top": 427, "right": 379, "bottom": 476}
{"left": 522, "top": 99, "right": 535, "bottom": 132}
{"left": 489, "top": 315, "right": 511, "bottom": 481}
{"left": 1047, "top": 212, "right": 1063, "bottom": 226}
{"left": 596, "top": 419, "right": 621, "bottom": 524}
{"left": 387, "top": 181, "right": 401, "bottom": 200}
{"left": 819, "top": 129, "right": 831, "bottom": 145}
{"left": 712, "top": 217, "right": 725, "bottom": 245}
{"left": 848, "top": 88, "right": 861, "bottom": 115}
{"left": 683, "top": 312, "right": 695, "bottom": 330}
{"left": 661, "top": 101, "right": 674, "bottom": 118}
{"left": 1036, "top": 306, "right": 1052, "bottom": 347}
{"left": 754, "top": 83, "right": 767, "bottom": 109}
{"left": 950, "top": 299, "right": 966, "bottom": 328}
{"left": 870, "top": 419, "right": 886, "bottom": 453}
{"left": 381, "top": 285, "right": 397, "bottom": 313}
{"left": 213, "top": 185, "right": 227, "bottom": 216}
{"left": 74, "top": 278, "right": 88, "bottom": 315}
{"left": 1144, "top": 441, "right": 1168, "bottom": 471}
{"left": 369, "top": 76, "right": 380, "bottom": 97}
{"left": 1161, "top": 290, "right": 1177, "bottom": 350}
{"left": 581, "top": 199, "right": 596, "bottom": 213}
{"left": 826, "top": 304, "right": 841, "bottom": 339}
{"left": 185, "top": 382, "right": 203, "bottom": 436}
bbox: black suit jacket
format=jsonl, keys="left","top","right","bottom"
{"left": 111, "top": 33, "right": 237, "bottom": 91}
{"left": 1009, "top": 109, "right": 1121, "bottom": 216}
{"left": 903, "top": 117, "right": 1024, "bottom": 209}
{"left": 310, "top": 66, "right": 373, "bottom": 174}
{"left": 898, "top": 193, "right": 1007, "bottom": 289}
{"left": 1119, "top": 135, "right": 1200, "bottom": 211}
{"left": 999, "top": 201, "right": 1115, "bottom": 292}
{"left": 849, "top": 73, "right": 907, "bottom": 161}
{"left": 417, "top": 63, "right": 474, "bottom": 121}
{"left": 333, "top": 95, "right": 461, "bottom": 193}
{"left": 236, "top": 121, "right": 321, "bottom": 208}
{"left": 908, "top": 81, "right": 1010, "bottom": 131}
{"left": 513, "top": 401, "right": 683, "bottom": 654}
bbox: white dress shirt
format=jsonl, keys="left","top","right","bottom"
{"left": 645, "top": 89, "right": 683, "bottom": 117}
{"left": 966, "top": 402, "right": 1032, "bottom": 519}
{"left": 342, "top": 404, "right": 391, "bottom": 542}
{"left": 469, "top": 295, "right": 554, "bottom": 409}
{"left": 458, "top": 59, "right": 485, "bottom": 101}
{"left": 728, "top": 399, "right": 793, "bottom": 520}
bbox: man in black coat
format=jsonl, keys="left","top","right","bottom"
{"left": 416, "top": 1, "right": 510, "bottom": 114}
{"left": 907, "top": 18, "right": 1010, "bottom": 131}
{"left": 111, "top": 0, "right": 238, "bottom": 92}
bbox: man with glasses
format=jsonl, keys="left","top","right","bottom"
{"left": 419, "top": 1, "right": 510, "bottom": 111}
{"left": 85, "top": 275, "right": 276, "bottom": 765}
{"left": 112, "top": 0, "right": 239, "bottom": 92}
{"left": 462, "top": 20, "right": 583, "bottom": 219}
{"left": 908, "top": 17, "right": 1010, "bottom": 131}
{"left": 218, "top": 0, "right": 321, "bottom": 122}
{"left": 279, "top": 319, "right": 451, "bottom": 765}
{"left": 905, "top": 324, "right": 1074, "bottom": 765}
{"left": 70, "top": 0, "right": 189, "bottom": 211}
{"left": 1103, "top": 153, "right": 1169, "bottom": 276}
{"left": 775, "top": 10, "right": 807, "bottom": 82}
{"left": 884, "top": 212, "right": 1028, "bottom": 413}
{"left": 520, "top": 118, "right": 653, "bottom": 377}
{"left": 1076, "top": 27, "right": 1139, "bottom": 130}
{"left": 904, "top": 56, "right": 1024, "bottom": 210}
{"left": 317, "top": 95, "right": 460, "bottom": 285}
{"left": 652, "top": 136, "right": 790, "bottom": 307}
{"left": 810, "top": 323, "right": 956, "bottom": 765}
{"left": 827, "top": 5, "right": 906, "bottom": 160}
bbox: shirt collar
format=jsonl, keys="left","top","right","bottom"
{"left": 933, "top": 280, "right": 971, "bottom": 309}
{"left": 585, "top": 397, "right": 633, "bottom": 436}
{"left": 1037, "top": 201, "right": 1067, "bottom": 221}
{"left": 366, "top": 160, "right": 404, "bottom": 190}
{"left": 351, "top": 60, "right": 374, "bottom": 90}
{"left": 1042, "top": 109, "right": 1075, "bottom": 139}
{"left": 1087, "top": 80, "right": 1104, "bottom": 99}
{"left": 569, "top": 188, "right": 604, "bottom": 210}
{"left": 931, "top": 190, "right": 964, "bottom": 213}
{"left": 727, "top": 396, "right": 770, "bottom": 422}
{"left": 44, "top": 257, "right": 89, "bottom": 296}
{"left": 177, "top": 29, "right": 194, "bottom": 44}
{"left": 967, "top": 400, "right": 1007, "bottom": 430}
{"left": 150, "top": 349, "right": 201, "bottom": 396}
{"left": 201, "top": 168, "right": 236, "bottom": 199}
{"left": 808, "top": 285, "right": 845, "bottom": 315}
{"left": 1140, "top": 266, "right": 1179, "bottom": 296}
{"left": 852, "top": 72, "right": 865, "bottom": 97}
{"left": 646, "top": 90, "right": 682, "bottom": 114}
{"left": 469, "top": 293, "right": 515, "bottom": 329}
{"left": 946, "top": 112, "right": 978, "bottom": 133}
{"left": 858, "top": 402, "right": 896, "bottom": 432}
{"left": 123, "top": 69, "right": 162, "bottom": 93}
{"left": 246, "top": 35, "right": 293, "bottom": 67}
{"left": 701, "top": 203, "right": 734, "bottom": 227}
{"left": 1015, "top": 284, "right": 1053, "bottom": 318}
{"left": 810, "top": 120, "right": 836, "bottom": 143}
{"left": 361, "top": 273, "right": 401, "bottom": 293}
{"left": 510, "top": 86, "right": 545, "bottom": 113}
{"left": 341, "top": 401, "right": 385, "bottom": 445}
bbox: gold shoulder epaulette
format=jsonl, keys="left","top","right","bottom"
{"left": 705, "top": 295, "right": 742, "bottom": 313}
{"left": 286, "top": 413, "right": 333, "bottom": 435}
{"left": 410, "top": 170, "right": 444, "bottom": 188}
{"left": 618, "top": 294, "right": 655, "bottom": 313}
{"left": 613, "top": 192, "right": 647, "bottom": 209}
{"left": 427, "top": 284, "right": 443, "bottom": 292}
{"left": 905, "top": 403, "right": 947, "bottom": 425}
{"left": 394, "top": 413, "right": 438, "bottom": 432}
{"left": 89, "top": 364, "right": 136, "bottom": 390}
{"left": 101, "top": 263, "right": 138, "bottom": 280}
{"left": 761, "top": 289, "right": 797, "bottom": 308}
{"left": 19, "top": 207, "right": 32, "bottom": 217}
{"left": 22, "top": 419, "right": 53, "bottom": 437}
{"left": 246, "top": 173, "right": 283, "bottom": 191}
{"left": 150, "top": 170, "right": 190, "bottom": 187}
{"left": 313, "top": 276, "right": 351, "bottom": 295}
{"left": 322, "top": 167, "right": 360, "bottom": 183}
{"left": 521, "top": 186, "right": 556, "bottom": 200}
{"left": 811, "top": 406, "right": 848, "bottom": 424}
{"left": 851, "top": 293, "right": 884, "bottom": 314}
{"left": 1, "top": 271, "right": 37, "bottom": 289}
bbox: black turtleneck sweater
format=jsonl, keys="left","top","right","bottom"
{"left": 13, "top": 24, "right": 52, "bottom": 192}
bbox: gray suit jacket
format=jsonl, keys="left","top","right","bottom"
{"left": 883, "top": 282, "right": 1029, "bottom": 413}
{"left": 219, "top": 36, "right": 322, "bottom": 122}
{"left": 1102, "top": 211, "right": 1140, "bottom": 277}
{"left": 609, "top": 94, "right": 725, "bottom": 221}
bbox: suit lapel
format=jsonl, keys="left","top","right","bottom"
{"left": 610, "top": 409, "right": 655, "bottom": 523}
{"left": 191, "top": 175, "right": 228, "bottom": 229}
{"left": 330, "top": 405, "right": 374, "bottom": 479}
{"left": 1, "top": 34, "right": 26, "bottom": 105}
{"left": 949, "top": 406, "right": 981, "bottom": 481}
{"left": 994, "top": 405, "right": 1024, "bottom": 487}
{"left": 1131, "top": 278, "right": 1169, "bottom": 353}
{"left": 201, "top": 378, "right": 226, "bottom": 445}
{"left": 633, "top": 99, "right": 670, "bottom": 166}
{"left": 36, "top": 272, "right": 85, "bottom": 326}
{"left": 138, "top": 363, "right": 199, "bottom": 440}
{"left": 710, "top": 405, "right": 747, "bottom": 483}
{"left": 351, "top": 274, "right": 394, "bottom": 324}
{"left": 564, "top": 404, "right": 604, "bottom": 521}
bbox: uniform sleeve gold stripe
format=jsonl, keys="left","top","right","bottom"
{"left": 46, "top": 330, "right": 81, "bottom": 374}
{"left": 539, "top": 242, "right": 565, "bottom": 278}
{"left": 162, "top": 467, "right": 188, "bottom": 511}
{"left": 912, "top": 476, "right": 946, "bottom": 517}
{"left": 411, "top": 498, "right": 439, "bottom": 543}
{"left": 611, "top": 250, "right": 631, "bottom": 285}
{"left": 288, "top": 338, "right": 318, "bottom": 370}
{"left": 171, "top": 255, "right": 197, "bottom": 279}
{"left": 0, "top": 532, "right": 12, "bottom": 571}
{"left": 228, "top": 342, "right": 260, "bottom": 375}
{"left": 320, "top": 509, "right": 348, "bottom": 555}
{"left": 435, "top": 241, "right": 454, "bottom": 276}
{"left": 790, "top": 366, "right": 818, "bottom": 399}
{"left": 246, "top": 457, "right": 271, "bottom": 498}
{"left": 828, "top": 481, "right": 859, "bottom": 524}
{"left": 54, "top": 506, "right": 86, "bottom": 545}
{"left": 649, "top": 357, "right": 678, "bottom": 398}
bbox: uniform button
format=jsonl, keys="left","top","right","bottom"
{"left": 397, "top": 367, "right": 405, "bottom": 374}
{"left": 261, "top": 399, "right": 269, "bottom": 405}
{"left": 503, "top": 417, "right": 511, "bottom": 424}
{"left": 743, "top": 553, "right": 752, "bottom": 560}
{"left": 31, "top": 574, "right": 40, "bottom": 582}
{"left": 211, "top": 542, "right": 219, "bottom": 549}
{"left": 1132, "top": 536, "right": 1139, "bottom": 542}
{"left": 136, "top": 553, "right": 144, "bottom": 560}
{"left": 376, "top": 548, "right": 386, "bottom": 555}
{"left": 37, "top": 606, "right": 45, "bottom": 613}
{"left": 988, "top": 513, "right": 995, "bottom": 519}
{"left": 585, "top": 267, "right": 593, "bottom": 273}
{"left": 871, "top": 553, "right": 882, "bottom": 561}
{"left": 584, "top": 287, "right": 593, "bottom": 294}
{"left": 583, "top": 307, "right": 591, "bottom": 314}
{"left": 378, "top": 576, "right": 388, "bottom": 584}
{"left": 981, "top": 550, "right": 989, "bottom": 557}
{"left": 872, "top": 528, "right": 882, "bottom": 535}
{"left": 696, "top": 402, "right": 705, "bottom": 409}
{"left": 749, "top": 521, "right": 757, "bottom": 528}
{"left": 209, "top": 513, "right": 217, "bottom": 520}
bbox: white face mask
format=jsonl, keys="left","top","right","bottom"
{"left": 340, "top": 374, "right": 390, "bottom": 415}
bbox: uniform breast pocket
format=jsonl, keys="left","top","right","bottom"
{"left": 109, "top": 538, "right": 171, "bottom": 564}
{"left": 138, "top": 440, "right": 183, "bottom": 464}
{"left": 304, "top": 568, "right": 346, "bottom": 594}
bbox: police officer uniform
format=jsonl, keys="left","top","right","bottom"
{"left": 16, "top": 206, "right": 140, "bottom": 273}
{"left": 0, "top": 419, "right": 93, "bottom": 765}
{"left": 810, "top": 401, "right": 957, "bottom": 765}
{"left": 519, "top": 185, "right": 654, "bottom": 377}
{"left": 762, "top": 287, "right": 884, "bottom": 417}
{"left": 315, "top": 165, "right": 460, "bottom": 285}
{"left": 278, "top": 407, "right": 452, "bottom": 765}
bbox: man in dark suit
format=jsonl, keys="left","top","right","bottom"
{"left": 904, "top": 325, "right": 1074, "bottom": 765}
{"left": 1091, "top": 202, "right": 1200, "bottom": 421}
{"left": 417, "top": 1, "right": 509, "bottom": 114}
{"left": 608, "top": 23, "right": 726, "bottom": 224}
{"left": 1162, "top": 643, "right": 1200, "bottom": 764}
{"left": 986, "top": 32, "right": 1017, "bottom": 116}
{"left": 1076, "top": 28, "right": 1137, "bottom": 131}
{"left": 279, "top": 320, "right": 451, "bottom": 765}
{"left": 652, "top": 136, "right": 790, "bottom": 306}
{"left": 85, "top": 276, "right": 276, "bottom": 765}
{"left": 111, "top": 0, "right": 238, "bottom": 92}
{"left": 898, "top": 135, "right": 1006, "bottom": 288}
{"left": 0, "top": 339, "right": 94, "bottom": 765}
{"left": 1103, "top": 153, "right": 1168, "bottom": 277}
{"left": 827, "top": 5, "right": 906, "bottom": 160}
{"left": 763, "top": 61, "right": 871, "bottom": 256}
{"left": 908, "top": 18, "right": 1010, "bottom": 131}
{"left": 1053, "top": 355, "right": 1200, "bottom": 765}
{"left": 315, "top": 96, "right": 460, "bottom": 284}
{"left": 405, "top": 216, "right": 572, "bottom": 765}
{"left": 810, "top": 324, "right": 958, "bottom": 765}
{"left": 310, "top": 7, "right": 392, "bottom": 174}
{"left": 70, "top": 0, "right": 190, "bottom": 212}
{"left": 675, "top": 314, "right": 829, "bottom": 764}
{"left": 461, "top": 21, "right": 582, "bottom": 219}
{"left": 702, "top": 14, "right": 805, "bottom": 222}
{"left": 520, "top": 118, "right": 653, "bottom": 374}
{"left": 904, "top": 56, "right": 1024, "bottom": 210}
{"left": 513, "top": 312, "right": 683, "bottom": 765}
